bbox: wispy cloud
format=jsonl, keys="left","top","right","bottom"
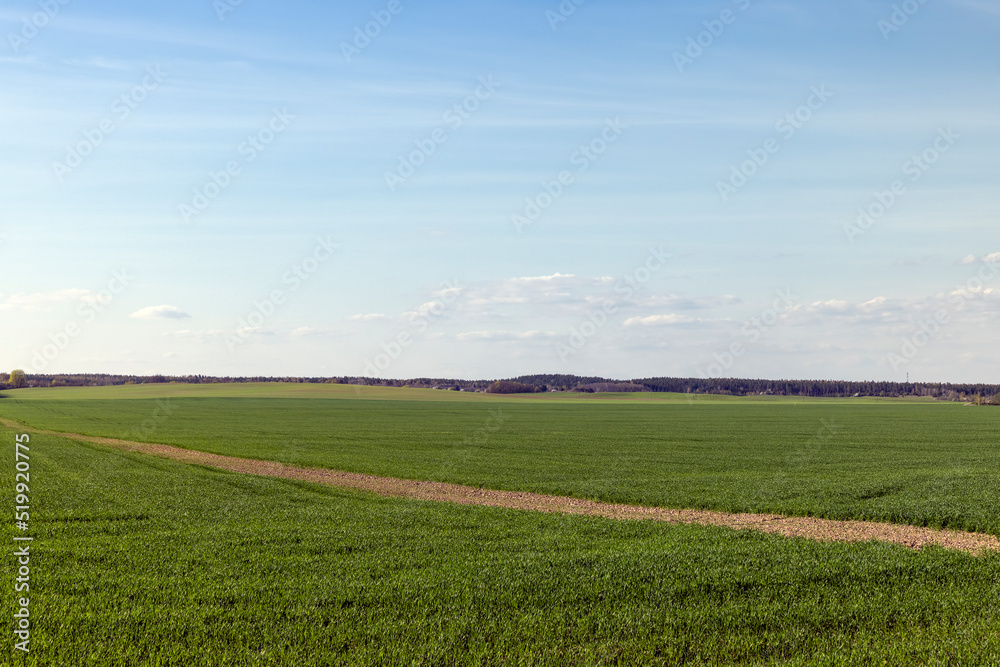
{"left": 456, "top": 330, "right": 559, "bottom": 342}
{"left": 959, "top": 252, "right": 1000, "bottom": 264}
{"left": 291, "top": 326, "right": 344, "bottom": 338}
{"left": 166, "top": 330, "right": 225, "bottom": 340}
{"left": 623, "top": 314, "right": 725, "bottom": 327}
{"left": 235, "top": 327, "right": 274, "bottom": 338}
{"left": 509, "top": 273, "right": 576, "bottom": 283}
{"left": 0, "top": 288, "right": 93, "bottom": 311}
{"left": 130, "top": 305, "right": 191, "bottom": 320}
{"left": 635, "top": 294, "right": 741, "bottom": 310}
{"left": 950, "top": 0, "right": 1000, "bottom": 15}
{"left": 402, "top": 302, "right": 448, "bottom": 320}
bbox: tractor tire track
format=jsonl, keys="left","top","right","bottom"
{"left": 5, "top": 419, "right": 998, "bottom": 555}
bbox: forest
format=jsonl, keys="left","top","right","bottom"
{"left": 3, "top": 372, "right": 998, "bottom": 403}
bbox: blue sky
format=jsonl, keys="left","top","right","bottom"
{"left": 2, "top": 0, "right": 999, "bottom": 382}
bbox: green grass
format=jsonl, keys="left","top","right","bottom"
{"left": 5, "top": 426, "right": 1000, "bottom": 665}
{"left": 2, "top": 382, "right": 498, "bottom": 402}
{"left": 1, "top": 385, "right": 998, "bottom": 535}
{"left": 0, "top": 382, "right": 926, "bottom": 403}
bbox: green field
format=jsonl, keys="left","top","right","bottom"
{"left": 1, "top": 384, "right": 997, "bottom": 533}
{"left": 3, "top": 384, "right": 1000, "bottom": 665}
{"left": 0, "top": 382, "right": 928, "bottom": 403}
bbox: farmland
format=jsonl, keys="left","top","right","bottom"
{"left": 3, "top": 384, "right": 1000, "bottom": 664}
{"left": 2, "top": 384, "right": 998, "bottom": 534}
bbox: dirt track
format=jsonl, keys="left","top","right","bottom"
{"left": 6, "top": 419, "right": 999, "bottom": 555}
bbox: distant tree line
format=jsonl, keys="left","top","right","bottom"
{"left": 631, "top": 377, "right": 1000, "bottom": 402}
{"left": 575, "top": 382, "right": 646, "bottom": 393}
{"left": 496, "top": 374, "right": 609, "bottom": 392}
{"left": 2, "top": 371, "right": 998, "bottom": 404}
{"left": 485, "top": 381, "right": 546, "bottom": 394}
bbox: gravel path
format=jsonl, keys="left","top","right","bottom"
{"left": 7, "top": 419, "right": 999, "bottom": 555}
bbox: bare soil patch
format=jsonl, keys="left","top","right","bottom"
{"left": 6, "top": 419, "right": 998, "bottom": 555}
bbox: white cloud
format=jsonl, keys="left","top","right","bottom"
{"left": 166, "top": 329, "right": 224, "bottom": 340}
{"left": 959, "top": 253, "right": 1000, "bottom": 265}
{"left": 859, "top": 296, "right": 887, "bottom": 309}
{"left": 808, "top": 300, "right": 851, "bottom": 313}
{"left": 509, "top": 273, "right": 575, "bottom": 283}
{"left": 430, "top": 285, "right": 464, "bottom": 300}
{"left": 455, "top": 272, "right": 743, "bottom": 326}
{"left": 291, "top": 326, "right": 344, "bottom": 338}
{"left": 456, "top": 330, "right": 558, "bottom": 342}
{"left": 786, "top": 297, "right": 906, "bottom": 326}
{"left": 347, "top": 313, "right": 386, "bottom": 322}
{"left": 0, "top": 288, "right": 93, "bottom": 311}
{"left": 468, "top": 296, "right": 529, "bottom": 306}
{"left": 403, "top": 301, "right": 448, "bottom": 320}
{"left": 236, "top": 327, "right": 272, "bottom": 337}
{"left": 636, "top": 294, "right": 741, "bottom": 310}
{"left": 130, "top": 305, "right": 191, "bottom": 320}
{"left": 459, "top": 274, "right": 620, "bottom": 314}
{"left": 858, "top": 296, "right": 905, "bottom": 313}
{"left": 624, "top": 314, "right": 697, "bottom": 326}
